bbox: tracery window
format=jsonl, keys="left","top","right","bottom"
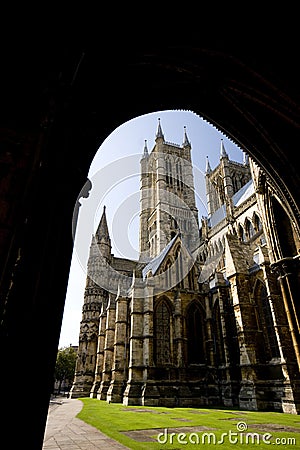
{"left": 216, "top": 176, "right": 225, "bottom": 205}
{"left": 238, "top": 224, "right": 246, "bottom": 242}
{"left": 245, "top": 218, "right": 255, "bottom": 239}
{"left": 187, "top": 302, "right": 205, "bottom": 364}
{"left": 254, "top": 213, "right": 262, "bottom": 232}
{"left": 174, "top": 245, "right": 183, "bottom": 287}
{"left": 164, "top": 257, "right": 174, "bottom": 289}
{"left": 175, "top": 161, "right": 183, "bottom": 190}
{"left": 212, "top": 300, "right": 225, "bottom": 366}
{"left": 166, "top": 158, "right": 173, "bottom": 186}
{"left": 154, "top": 300, "right": 171, "bottom": 366}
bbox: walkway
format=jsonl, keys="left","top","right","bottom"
{"left": 42, "top": 397, "right": 129, "bottom": 449}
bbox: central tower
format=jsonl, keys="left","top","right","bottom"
{"left": 139, "top": 119, "right": 199, "bottom": 261}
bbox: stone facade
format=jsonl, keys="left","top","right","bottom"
{"left": 70, "top": 120, "right": 300, "bottom": 413}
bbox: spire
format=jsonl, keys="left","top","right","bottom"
{"left": 220, "top": 139, "right": 228, "bottom": 159}
{"left": 182, "top": 126, "right": 191, "bottom": 148}
{"left": 95, "top": 205, "right": 110, "bottom": 242}
{"left": 143, "top": 139, "right": 149, "bottom": 157}
{"left": 205, "top": 155, "right": 212, "bottom": 174}
{"left": 155, "top": 117, "right": 164, "bottom": 141}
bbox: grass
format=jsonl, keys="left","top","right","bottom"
{"left": 77, "top": 398, "right": 300, "bottom": 449}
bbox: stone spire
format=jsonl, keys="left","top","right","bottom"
{"left": 205, "top": 155, "right": 212, "bottom": 174}
{"left": 95, "top": 205, "right": 111, "bottom": 260}
{"left": 96, "top": 206, "right": 109, "bottom": 240}
{"left": 143, "top": 139, "right": 149, "bottom": 158}
{"left": 220, "top": 139, "right": 228, "bottom": 159}
{"left": 182, "top": 126, "right": 191, "bottom": 148}
{"left": 155, "top": 117, "right": 164, "bottom": 141}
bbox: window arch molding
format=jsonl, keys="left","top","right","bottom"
{"left": 185, "top": 300, "right": 206, "bottom": 365}
{"left": 244, "top": 217, "right": 255, "bottom": 240}
{"left": 153, "top": 296, "right": 174, "bottom": 366}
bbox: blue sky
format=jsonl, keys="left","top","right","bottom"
{"left": 59, "top": 109, "right": 245, "bottom": 348}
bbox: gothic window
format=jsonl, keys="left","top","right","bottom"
{"left": 216, "top": 176, "right": 225, "bottom": 205}
{"left": 175, "top": 161, "right": 183, "bottom": 190}
{"left": 253, "top": 213, "right": 266, "bottom": 245}
{"left": 179, "top": 164, "right": 183, "bottom": 189}
{"left": 238, "top": 224, "right": 246, "bottom": 242}
{"left": 255, "top": 281, "right": 280, "bottom": 362}
{"left": 254, "top": 213, "right": 262, "bottom": 232}
{"left": 188, "top": 267, "right": 195, "bottom": 290}
{"left": 232, "top": 175, "right": 237, "bottom": 192}
{"left": 166, "top": 158, "right": 173, "bottom": 186}
{"left": 187, "top": 302, "right": 205, "bottom": 364}
{"left": 232, "top": 174, "right": 241, "bottom": 193}
{"left": 170, "top": 217, "right": 178, "bottom": 237}
{"left": 174, "top": 245, "right": 183, "bottom": 287}
{"left": 150, "top": 238, "right": 154, "bottom": 256}
{"left": 154, "top": 299, "right": 171, "bottom": 366}
{"left": 245, "top": 218, "right": 255, "bottom": 239}
{"left": 165, "top": 258, "right": 173, "bottom": 288}
{"left": 271, "top": 195, "right": 298, "bottom": 258}
{"left": 151, "top": 235, "right": 157, "bottom": 256}
{"left": 217, "top": 254, "right": 226, "bottom": 271}
{"left": 212, "top": 300, "right": 225, "bottom": 366}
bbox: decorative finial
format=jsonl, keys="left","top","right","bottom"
{"left": 156, "top": 117, "right": 164, "bottom": 140}
{"left": 220, "top": 139, "right": 228, "bottom": 158}
{"left": 205, "top": 155, "right": 212, "bottom": 173}
{"left": 143, "top": 139, "right": 149, "bottom": 157}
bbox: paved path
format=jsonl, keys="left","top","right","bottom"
{"left": 42, "top": 397, "right": 129, "bottom": 449}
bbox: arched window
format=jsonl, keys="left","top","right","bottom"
{"left": 154, "top": 299, "right": 172, "bottom": 366}
{"left": 166, "top": 158, "right": 173, "bottom": 186}
{"left": 245, "top": 218, "right": 255, "bottom": 239}
{"left": 271, "top": 195, "right": 298, "bottom": 258}
{"left": 254, "top": 213, "right": 262, "bottom": 232}
{"left": 187, "top": 302, "right": 205, "bottom": 364}
{"left": 212, "top": 300, "right": 225, "bottom": 366}
{"left": 175, "top": 161, "right": 183, "bottom": 190}
{"left": 165, "top": 258, "right": 173, "bottom": 289}
{"left": 255, "top": 281, "right": 280, "bottom": 362}
{"left": 238, "top": 224, "right": 246, "bottom": 242}
{"left": 217, "top": 176, "right": 225, "bottom": 205}
{"left": 174, "top": 245, "right": 183, "bottom": 287}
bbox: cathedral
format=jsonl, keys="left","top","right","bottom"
{"left": 70, "top": 119, "right": 300, "bottom": 414}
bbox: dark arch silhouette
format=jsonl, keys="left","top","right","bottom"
{"left": 1, "top": 35, "right": 300, "bottom": 448}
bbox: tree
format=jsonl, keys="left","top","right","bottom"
{"left": 54, "top": 346, "right": 77, "bottom": 394}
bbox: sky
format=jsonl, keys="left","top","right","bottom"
{"left": 58, "top": 109, "right": 245, "bottom": 348}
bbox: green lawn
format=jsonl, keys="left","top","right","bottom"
{"left": 77, "top": 398, "right": 300, "bottom": 449}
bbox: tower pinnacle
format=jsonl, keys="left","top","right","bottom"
{"left": 143, "top": 139, "right": 149, "bottom": 157}
{"left": 205, "top": 155, "right": 212, "bottom": 174}
{"left": 95, "top": 205, "right": 112, "bottom": 260}
{"left": 155, "top": 118, "right": 164, "bottom": 141}
{"left": 220, "top": 139, "right": 228, "bottom": 159}
{"left": 96, "top": 205, "right": 110, "bottom": 242}
{"left": 182, "top": 126, "right": 191, "bottom": 148}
